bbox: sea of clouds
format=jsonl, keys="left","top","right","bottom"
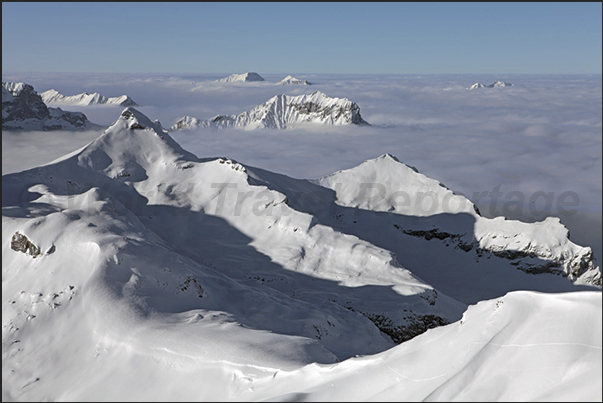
{"left": 2, "top": 72, "right": 601, "bottom": 261}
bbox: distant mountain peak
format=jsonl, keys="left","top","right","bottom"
{"left": 374, "top": 153, "right": 400, "bottom": 162}
{"left": 469, "top": 80, "right": 513, "bottom": 90}
{"left": 40, "top": 89, "right": 137, "bottom": 106}
{"left": 118, "top": 107, "right": 158, "bottom": 129}
{"left": 277, "top": 75, "right": 312, "bottom": 85}
{"left": 171, "top": 91, "right": 369, "bottom": 130}
{"left": 216, "top": 72, "right": 266, "bottom": 83}
{"left": 2, "top": 81, "right": 98, "bottom": 131}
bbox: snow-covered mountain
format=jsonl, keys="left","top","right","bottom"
{"left": 2, "top": 108, "right": 601, "bottom": 401}
{"left": 468, "top": 82, "right": 487, "bottom": 89}
{"left": 171, "top": 90, "right": 369, "bottom": 130}
{"left": 216, "top": 72, "right": 265, "bottom": 83}
{"left": 277, "top": 75, "right": 312, "bottom": 85}
{"left": 315, "top": 154, "right": 600, "bottom": 295}
{"left": 469, "top": 80, "right": 514, "bottom": 89}
{"left": 2, "top": 82, "right": 100, "bottom": 131}
{"left": 40, "top": 89, "right": 137, "bottom": 106}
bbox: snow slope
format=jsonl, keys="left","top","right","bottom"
{"left": 40, "top": 89, "right": 137, "bottom": 106}
{"left": 216, "top": 72, "right": 266, "bottom": 83}
{"left": 171, "top": 90, "right": 369, "bottom": 130}
{"left": 2, "top": 108, "right": 601, "bottom": 401}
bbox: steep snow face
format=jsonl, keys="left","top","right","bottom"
{"left": 40, "top": 89, "right": 137, "bottom": 106}
{"left": 277, "top": 75, "right": 312, "bottom": 85}
{"left": 317, "top": 153, "right": 475, "bottom": 217}
{"left": 216, "top": 72, "right": 265, "bottom": 83}
{"left": 2, "top": 82, "right": 99, "bottom": 131}
{"left": 170, "top": 90, "right": 369, "bottom": 130}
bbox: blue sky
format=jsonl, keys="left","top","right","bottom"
{"left": 2, "top": 2, "right": 602, "bottom": 74}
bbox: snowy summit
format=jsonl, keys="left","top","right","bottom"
{"left": 276, "top": 75, "right": 312, "bottom": 85}
{"left": 469, "top": 80, "right": 513, "bottom": 89}
{"left": 171, "top": 90, "right": 369, "bottom": 130}
{"left": 216, "top": 72, "right": 266, "bottom": 83}
{"left": 40, "top": 89, "right": 137, "bottom": 106}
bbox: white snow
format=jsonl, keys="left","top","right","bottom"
{"left": 40, "top": 89, "right": 137, "bottom": 106}
{"left": 277, "top": 75, "right": 312, "bottom": 85}
{"left": 171, "top": 90, "right": 367, "bottom": 130}
{"left": 2, "top": 75, "right": 602, "bottom": 402}
{"left": 469, "top": 80, "right": 513, "bottom": 89}
{"left": 216, "top": 72, "right": 266, "bottom": 83}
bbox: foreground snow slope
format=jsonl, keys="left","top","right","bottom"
{"left": 3, "top": 108, "right": 601, "bottom": 401}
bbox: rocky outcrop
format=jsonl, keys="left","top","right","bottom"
{"left": 170, "top": 90, "right": 369, "bottom": 130}
{"left": 396, "top": 223, "right": 599, "bottom": 285}
{"left": 10, "top": 232, "right": 41, "bottom": 258}
{"left": 342, "top": 303, "right": 450, "bottom": 344}
{"left": 2, "top": 82, "right": 98, "bottom": 131}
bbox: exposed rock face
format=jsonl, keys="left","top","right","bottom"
{"left": 2, "top": 82, "right": 97, "bottom": 131}
{"left": 170, "top": 90, "right": 369, "bottom": 130}
{"left": 216, "top": 72, "right": 265, "bottom": 83}
{"left": 10, "top": 232, "right": 41, "bottom": 258}
{"left": 277, "top": 75, "right": 312, "bottom": 85}
{"left": 3, "top": 82, "right": 50, "bottom": 122}
{"left": 398, "top": 224, "right": 600, "bottom": 285}
{"left": 40, "top": 89, "right": 138, "bottom": 106}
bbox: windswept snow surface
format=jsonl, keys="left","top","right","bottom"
{"left": 2, "top": 107, "right": 601, "bottom": 401}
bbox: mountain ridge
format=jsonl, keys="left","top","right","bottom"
{"left": 469, "top": 80, "right": 514, "bottom": 90}
{"left": 40, "top": 89, "right": 137, "bottom": 106}
{"left": 2, "top": 81, "right": 100, "bottom": 131}
{"left": 171, "top": 90, "right": 369, "bottom": 130}
{"left": 216, "top": 72, "right": 266, "bottom": 83}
